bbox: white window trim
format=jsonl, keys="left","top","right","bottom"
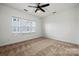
{"left": 12, "top": 16, "right": 36, "bottom": 33}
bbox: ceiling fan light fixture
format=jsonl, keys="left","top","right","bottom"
{"left": 35, "top": 10, "right": 44, "bottom": 16}
{"left": 36, "top": 10, "right": 42, "bottom": 13}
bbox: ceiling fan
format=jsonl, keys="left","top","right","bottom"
{"left": 27, "top": 3, "right": 50, "bottom": 13}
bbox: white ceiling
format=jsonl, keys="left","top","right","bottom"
{"left": 1, "top": 3, "right": 79, "bottom": 17}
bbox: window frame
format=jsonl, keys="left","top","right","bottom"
{"left": 11, "top": 16, "right": 36, "bottom": 33}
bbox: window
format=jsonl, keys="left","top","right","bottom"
{"left": 12, "top": 16, "right": 36, "bottom": 33}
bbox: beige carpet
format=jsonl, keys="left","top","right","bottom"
{"left": 0, "top": 37, "right": 79, "bottom": 56}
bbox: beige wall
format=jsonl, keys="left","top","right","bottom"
{"left": 0, "top": 4, "right": 42, "bottom": 46}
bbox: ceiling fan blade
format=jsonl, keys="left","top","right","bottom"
{"left": 24, "top": 9, "right": 28, "bottom": 11}
{"left": 38, "top": 3, "right": 40, "bottom": 5}
{"left": 39, "top": 7, "right": 45, "bottom": 12}
{"left": 35, "top": 8, "right": 38, "bottom": 13}
{"left": 40, "top": 4, "right": 49, "bottom": 7}
{"left": 28, "top": 6, "right": 37, "bottom": 8}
